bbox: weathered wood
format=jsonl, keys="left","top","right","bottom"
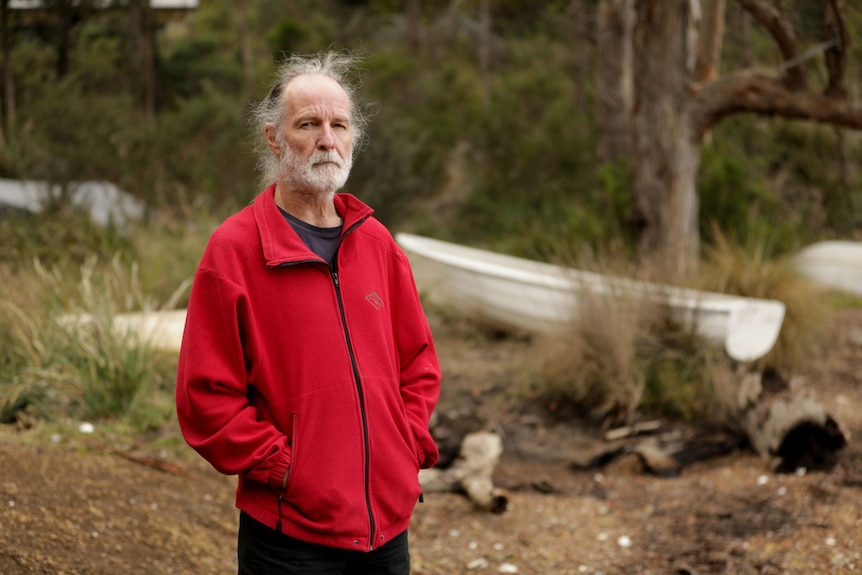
{"left": 419, "top": 431, "right": 509, "bottom": 513}
{"left": 736, "top": 369, "right": 847, "bottom": 473}
{"left": 573, "top": 367, "right": 847, "bottom": 476}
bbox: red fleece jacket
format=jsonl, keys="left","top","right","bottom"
{"left": 176, "top": 186, "right": 441, "bottom": 552}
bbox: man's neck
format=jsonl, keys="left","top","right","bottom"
{"left": 273, "top": 184, "right": 341, "bottom": 228}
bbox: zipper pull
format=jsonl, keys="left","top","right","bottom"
{"left": 332, "top": 271, "right": 339, "bottom": 287}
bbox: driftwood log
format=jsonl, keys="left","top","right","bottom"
{"left": 419, "top": 431, "right": 509, "bottom": 513}
{"left": 736, "top": 368, "right": 847, "bottom": 473}
{"left": 574, "top": 368, "right": 848, "bottom": 477}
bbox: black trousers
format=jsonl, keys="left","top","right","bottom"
{"left": 237, "top": 512, "right": 411, "bottom": 575}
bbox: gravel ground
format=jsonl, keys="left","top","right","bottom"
{"left": 1, "top": 309, "right": 861, "bottom": 575}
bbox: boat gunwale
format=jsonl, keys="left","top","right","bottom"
{"left": 396, "top": 233, "right": 786, "bottom": 362}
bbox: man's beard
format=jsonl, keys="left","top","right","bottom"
{"left": 278, "top": 143, "right": 352, "bottom": 195}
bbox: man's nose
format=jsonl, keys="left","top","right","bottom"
{"left": 317, "top": 125, "right": 335, "bottom": 150}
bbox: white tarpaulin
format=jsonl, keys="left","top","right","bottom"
{"left": 0, "top": 178, "right": 145, "bottom": 226}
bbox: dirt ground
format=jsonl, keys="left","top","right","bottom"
{"left": 1, "top": 309, "right": 862, "bottom": 575}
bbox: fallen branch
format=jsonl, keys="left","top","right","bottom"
{"left": 736, "top": 368, "right": 847, "bottom": 473}
{"left": 111, "top": 449, "right": 188, "bottom": 476}
{"left": 420, "top": 431, "right": 508, "bottom": 513}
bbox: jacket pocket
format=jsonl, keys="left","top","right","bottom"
{"left": 281, "top": 413, "right": 298, "bottom": 491}
{"left": 280, "top": 409, "right": 365, "bottom": 528}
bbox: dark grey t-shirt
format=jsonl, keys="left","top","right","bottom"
{"left": 278, "top": 207, "right": 342, "bottom": 266}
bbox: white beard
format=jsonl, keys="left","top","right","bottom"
{"left": 279, "top": 143, "right": 352, "bottom": 195}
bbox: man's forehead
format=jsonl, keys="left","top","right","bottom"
{"left": 283, "top": 74, "right": 351, "bottom": 113}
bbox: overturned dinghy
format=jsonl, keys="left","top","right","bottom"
{"left": 62, "top": 309, "right": 187, "bottom": 353}
{"left": 396, "top": 233, "right": 786, "bottom": 363}
{"left": 794, "top": 240, "right": 862, "bottom": 296}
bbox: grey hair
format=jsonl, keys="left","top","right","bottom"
{"left": 251, "top": 51, "right": 370, "bottom": 188}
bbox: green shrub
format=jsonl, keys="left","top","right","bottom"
{"left": 0, "top": 256, "right": 183, "bottom": 427}
{"left": 0, "top": 205, "right": 131, "bottom": 269}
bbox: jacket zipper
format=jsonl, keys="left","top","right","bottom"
{"left": 331, "top": 218, "right": 376, "bottom": 549}
{"left": 274, "top": 218, "right": 375, "bottom": 548}
{"left": 275, "top": 413, "right": 297, "bottom": 534}
{"left": 331, "top": 268, "right": 376, "bottom": 550}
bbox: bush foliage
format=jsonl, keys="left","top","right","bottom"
{"left": 1, "top": 0, "right": 858, "bottom": 429}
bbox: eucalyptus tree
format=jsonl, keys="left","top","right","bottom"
{"left": 602, "top": 0, "right": 862, "bottom": 277}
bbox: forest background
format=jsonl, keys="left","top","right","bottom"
{"left": 1, "top": 0, "right": 862, "bottom": 429}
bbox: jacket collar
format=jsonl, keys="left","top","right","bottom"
{"left": 253, "top": 184, "right": 374, "bottom": 266}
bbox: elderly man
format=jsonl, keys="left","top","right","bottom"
{"left": 176, "top": 51, "right": 441, "bottom": 575}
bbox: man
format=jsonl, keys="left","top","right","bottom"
{"left": 175, "top": 51, "right": 441, "bottom": 575}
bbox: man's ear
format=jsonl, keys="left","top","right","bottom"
{"left": 265, "top": 125, "right": 280, "bottom": 156}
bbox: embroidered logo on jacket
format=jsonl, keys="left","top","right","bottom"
{"left": 365, "top": 292, "right": 385, "bottom": 310}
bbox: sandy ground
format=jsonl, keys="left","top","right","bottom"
{"left": 1, "top": 309, "right": 861, "bottom": 575}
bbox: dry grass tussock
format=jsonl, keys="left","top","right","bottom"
{"left": 697, "top": 229, "right": 834, "bottom": 374}
{"left": 522, "top": 233, "right": 833, "bottom": 428}
{"left": 0, "top": 256, "right": 185, "bottom": 426}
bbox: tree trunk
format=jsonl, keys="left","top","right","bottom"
{"left": 237, "top": 0, "right": 255, "bottom": 100}
{"left": 143, "top": 4, "right": 156, "bottom": 124}
{"left": 596, "top": 0, "right": 634, "bottom": 162}
{"left": 569, "top": 0, "right": 593, "bottom": 142}
{"left": 130, "top": 1, "right": 157, "bottom": 124}
{"left": 405, "top": 0, "right": 422, "bottom": 60}
{"left": 693, "top": 0, "right": 726, "bottom": 83}
{"left": 631, "top": 0, "right": 702, "bottom": 278}
{"left": 56, "top": 0, "right": 72, "bottom": 78}
{"left": 0, "top": 0, "right": 9, "bottom": 147}
{"left": 478, "top": 0, "right": 491, "bottom": 108}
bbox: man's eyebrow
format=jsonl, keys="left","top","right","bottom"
{"left": 293, "top": 113, "right": 351, "bottom": 125}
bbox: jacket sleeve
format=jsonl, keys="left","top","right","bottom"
{"left": 393, "top": 250, "right": 441, "bottom": 469}
{"left": 175, "top": 266, "right": 290, "bottom": 489}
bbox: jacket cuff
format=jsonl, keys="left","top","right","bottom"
{"left": 268, "top": 449, "right": 292, "bottom": 490}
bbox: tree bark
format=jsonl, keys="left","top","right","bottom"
{"left": 405, "top": 0, "right": 422, "bottom": 60}
{"left": 596, "top": 0, "right": 634, "bottom": 163}
{"left": 55, "top": 0, "right": 72, "bottom": 78}
{"left": 693, "top": 0, "right": 725, "bottom": 84}
{"left": 822, "top": 0, "right": 848, "bottom": 98}
{"left": 631, "top": 0, "right": 702, "bottom": 278}
{"left": 478, "top": 0, "right": 491, "bottom": 108}
{"left": 237, "top": 0, "right": 255, "bottom": 100}
{"left": 143, "top": 3, "right": 156, "bottom": 123}
{"left": 569, "top": 0, "right": 593, "bottom": 142}
{"left": 130, "top": 1, "right": 157, "bottom": 124}
{"left": 0, "top": 0, "right": 9, "bottom": 147}
{"left": 692, "top": 69, "right": 862, "bottom": 136}
{"left": 626, "top": 0, "right": 862, "bottom": 277}
{"left": 736, "top": 369, "right": 847, "bottom": 473}
{"left": 736, "top": 0, "right": 805, "bottom": 89}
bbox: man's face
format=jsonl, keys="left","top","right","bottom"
{"left": 269, "top": 74, "right": 354, "bottom": 195}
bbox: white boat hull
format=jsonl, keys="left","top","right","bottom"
{"left": 794, "top": 240, "right": 862, "bottom": 296}
{"left": 62, "top": 309, "right": 187, "bottom": 353}
{"left": 396, "top": 233, "right": 785, "bottom": 363}
{"left": 111, "top": 310, "right": 187, "bottom": 352}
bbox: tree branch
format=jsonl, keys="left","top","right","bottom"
{"left": 736, "top": 0, "right": 806, "bottom": 89}
{"left": 692, "top": 69, "right": 862, "bottom": 136}
{"left": 822, "top": 0, "right": 849, "bottom": 97}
